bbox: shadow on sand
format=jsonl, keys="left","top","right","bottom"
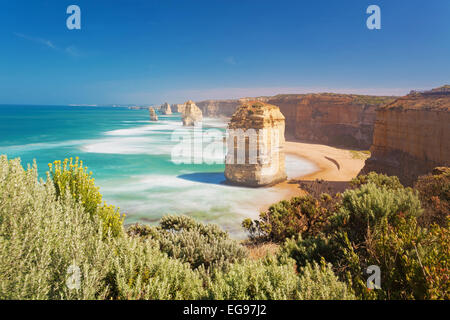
{"left": 177, "top": 172, "right": 228, "bottom": 186}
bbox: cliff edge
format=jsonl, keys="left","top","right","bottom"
{"left": 361, "top": 85, "right": 450, "bottom": 185}
{"left": 196, "top": 93, "right": 395, "bottom": 149}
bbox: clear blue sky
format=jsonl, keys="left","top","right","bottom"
{"left": 0, "top": 0, "right": 449, "bottom": 105}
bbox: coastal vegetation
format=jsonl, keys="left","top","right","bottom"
{"left": 0, "top": 154, "right": 448, "bottom": 300}
{"left": 244, "top": 171, "right": 449, "bottom": 300}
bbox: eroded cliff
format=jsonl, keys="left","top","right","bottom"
{"left": 362, "top": 86, "right": 450, "bottom": 185}
{"left": 195, "top": 94, "right": 394, "bottom": 148}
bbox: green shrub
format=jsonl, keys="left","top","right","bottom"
{"left": 421, "top": 219, "right": 450, "bottom": 299}
{"left": 338, "top": 213, "right": 449, "bottom": 300}
{"left": 331, "top": 183, "right": 427, "bottom": 299}
{"left": 0, "top": 156, "right": 111, "bottom": 299}
{"left": 414, "top": 167, "right": 450, "bottom": 227}
{"left": 105, "top": 237, "right": 205, "bottom": 300}
{"left": 207, "top": 256, "right": 354, "bottom": 300}
{"left": 206, "top": 257, "right": 300, "bottom": 300}
{"left": 351, "top": 172, "right": 403, "bottom": 190}
{"left": 337, "top": 183, "right": 448, "bottom": 299}
{"left": 297, "top": 261, "right": 355, "bottom": 300}
{"left": 278, "top": 234, "right": 342, "bottom": 270}
{"left": 2, "top": 155, "right": 447, "bottom": 300}
{"left": 49, "top": 157, "right": 124, "bottom": 237}
{"left": 242, "top": 194, "right": 337, "bottom": 243}
{"left": 277, "top": 182, "right": 449, "bottom": 299}
{"left": 332, "top": 182, "right": 422, "bottom": 244}
{"left": 128, "top": 215, "right": 247, "bottom": 271}
{"left": 0, "top": 156, "right": 204, "bottom": 300}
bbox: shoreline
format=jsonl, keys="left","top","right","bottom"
{"left": 284, "top": 141, "right": 367, "bottom": 181}
{"left": 258, "top": 141, "right": 368, "bottom": 212}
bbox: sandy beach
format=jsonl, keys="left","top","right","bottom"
{"left": 271, "top": 141, "right": 368, "bottom": 203}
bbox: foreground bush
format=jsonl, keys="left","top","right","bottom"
{"left": 2, "top": 156, "right": 447, "bottom": 300}
{"left": 206, "top": 257, "right": 300, "bottom": 300}
{"left": 242, "top": 194, "right": 337, "bottom": 243}
{"left": 414, "top": 167, "right": 450, "bottom": 227}
{"left": 128, "top": 215, "right": 247, "bottom": 271}
{"left": 105, "top": 238, "right": 205, "bottom": 300}
{"left": 279, "top": 178, "right": 449, "bottom": 299}
{"left": 207, "top": 256, "right": 354, "bottom": 300}
{"left": 49, "top": 157, "right": 124, "bottom": 237}
{"left": 332, "top": 182, "right": 422, "bottom": 244}
{"left": 350, "top": 172, "right": 404, "bottom": 190}
{"left": 296, "top": 261, "right": 355, "bottom": 300}
{"left": 0, "top": 156, "right": 203, "bottom": 299}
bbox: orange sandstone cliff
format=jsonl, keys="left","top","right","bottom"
{"left": 361, "top": 86, "right": 450, "bottom": 185}
{"left": 196, "top": 94, "right": 395, "bottom": 148}
{"left": 265, "top": 94, "right": 394, "bottom": 148}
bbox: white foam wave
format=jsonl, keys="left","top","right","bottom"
{"left": 81, "top": 136, "right": 175, "bottom": 155}
{"left": 0, "top": 139, "right": 88, "bottom": 153}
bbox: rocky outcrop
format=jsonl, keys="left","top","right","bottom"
{"left": 361, "top": 86, "right": 450, "bottom": 185}
{"left": 160, "top": 102, "right": 172, "bottom": 115}
{"left": 172, "top": 103, "right": 185, "bottom": 113}
{"left": 225, "top": 101, "right": 287, "bottom": 187}
{"left": 149, "top": 107, "right": 158, "bottom": 121}
{"left": 195, "top": 94, "right": 395, "bottom": 148}
{"left": 182, "top": 100, "right": 203, "bottom": 126}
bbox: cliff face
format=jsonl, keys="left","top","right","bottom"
{"left": 182, "top": 100, "right": 203, "bottom": 126}
{"left": 225, "top": 101, "right": 287, "bottom": 187}
{"left": 268, "top": 94, "right": 394, "bottom": 148}
{"left": 195, "top": 94, "right": 394, "bottom": 148}
{"left": 362, "top": 86, "right": 450, "bottom": 185}
{"left": 196, "top": 99, "right": 242, "bottom": 117}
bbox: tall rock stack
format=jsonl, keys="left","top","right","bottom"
{"left": 149, "top": 107, "right": 158, "bottom": 121}
{"left": 182, "top": 100, "right": 203, "bottom": 126}
{"left": 361, "top": 85, "right": 450, "bottom": 185}
{"left": 224, "top": 101, "right": 287, "bottom": 187}
{"left": 160, "top": 102, "right": 172, "bottom": 115}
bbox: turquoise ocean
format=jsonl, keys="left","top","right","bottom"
{"left": 0, "top": 105, "right": 317, "bottom": 238}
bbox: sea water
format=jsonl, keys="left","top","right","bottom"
{"left": 0, "top": 105, "right": 316, "bottom": 238}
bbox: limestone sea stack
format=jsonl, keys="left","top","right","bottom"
{"left": 182, "top": 100, "right": 203, "bottom": 126}
{"left": 361, "top": 85, "right": 450, "bottom": 185}
{"left": 160, "top": 102, "right": 172, "bottom": 115}
{"left": 224, "top": 101, "right": 287, "bottom": 187}
{"left": 149, "top": 107, "right": 158, "bottom": 121}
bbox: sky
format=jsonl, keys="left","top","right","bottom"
{"left": 0, "top": 0, "right": 449, "bottom": 105}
